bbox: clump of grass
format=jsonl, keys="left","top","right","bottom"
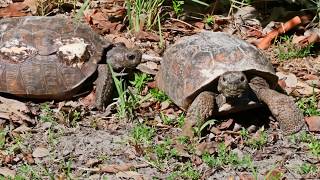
{"left": 0, "top": 130, "right": 7, "bottom": 149}
{"left": 298, "top": 163, "right": 318, "bottom": 175}
{"left": 131, "top": 124, "right": 155, "bottom": 145}
{"left": 16, "top": 163, "right": 42, "bottom": 180}
{"left": 203, "top": 15, "right": 215, "bottom": 26}
{"left": 126, "top": 0, "right": 165, "bottom": 32}
{"left": 297, "top": 90, "right": 320, "bottom": 116}
{"left": 172, "top": 0, "right": 184, "bottom": 17}
{"left": 202, "top": 143, "right": 255, "bottom": 171}
{"left": 240, "top": 128, "right": 268, "bottom": 149}
{"left": 39, "top": 103, "right": 56, "bottom": 123}
{"left": 149, "top": 88, "right": 170, "bottom": 102}
{"left": 290, "top": 131, "right": 320, "bottom": 157}
{"left": 168, "top": 162, "right": 201, "bottom": 180}
{"left": 275, "top": 35, "right": 313, "bottom": 61}
{"left": 129, "top": 72, "right": 152, "bottom": 93}
{"left": 109, "top": 64, "right": 138, "bottom": 119}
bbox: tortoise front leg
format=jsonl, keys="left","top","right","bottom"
{"left": 182, "top": 91, "right": 216, "bottom": 138}
{"left": 249, "top": 76, "right": 305, "bottom": 135}
{"left": 95, "top": 64, "right": 114, "bottom": 110}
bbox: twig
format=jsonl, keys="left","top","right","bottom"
{"left": 257, "top": 16, "right": 302, "bottom": 50}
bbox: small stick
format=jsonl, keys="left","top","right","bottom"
{"left": 257, "top": 16, "right": 302, "bottom": 50}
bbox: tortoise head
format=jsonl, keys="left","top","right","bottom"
{"left": 217, "top": 71, "right": 249, "bottom": 98}
{"left": 106, "top": 43, "right": 142, "bottom": 71}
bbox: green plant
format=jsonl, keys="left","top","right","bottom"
{"left": 160, "top": 113, "right": 174, "bottom": 125}
{"left": 0, "top": 130, "right": 6, "bottom": 149}
{"left": 246, "top": 132, "right": 268, "bottom": 149}
{"left": 290, "top": 131, "right": 320, "bottom": 157}
{"left": 193, "top": 118, "right": 216, "bottom": 138}
{"left": 176, "top": 113, "right": 185, "bottom": 128}
{"left": 308, "top": 140, "right": 320, "bottom": 156}
{"left": 149, "top": 88, "right": 169, "bottom": 102}
{"left": 5, "top": 135, "right": 25, "bottom": 155}
{"left": 177, "top": 135, "right": 189, "bottom": 145}
{"left": 168, "top": 162, "right": 201, "bottom": 180}
{"left": 109, "top": 64, "right": 138, "bottom": 119}
{"left": 275, "top": 35, "right": 313, "bottom": 61}
{"left": 132, "top": 124, "right": 155, "bottom": 145}
{"left": 243, "top": 128, "right": 268, "bottom": 149}
{"left": 39, "top": 103, "right": 56, "bottom": 123}
{"left": 298, "top": 163, "right": 318, "bottom": 175}
{"left": 297, "top": 91, "right": 320, "bottom": 116}
{"left": 153, "top": 138, "right": 177, "bottom": 162}
{"left": 202, "top": 143, "right": 255, "bottom": 170}
{"left": 126, "top": 0, "right": 165, "bottom": 32}
{"left": 202, "top": 143, "right": 257, "bottom": 178}
{"left": 47, "top": 127, "right": 62, "bottom": 147}
{"left": 16, "top": 163, "right": 41, "bottom": 180}
{"left": 204, "top": 15, "right": 214, "bottom": 25}
{"left": 130, "top": 72, "right": 152, "bottom": 93}
{"left": 172, "top": 0, "right": 184, "bottom": 17}
{"left": 74, "top": 0, "right": 90, "bottom": 22}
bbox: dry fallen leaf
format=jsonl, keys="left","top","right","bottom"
{"left": 0, "top": 2, "right": 28, "bottom": 17}
{"left": 305, "top": 116, "right": 320, "bottom": 132}
{"left": 80, "top": 91, "right": 96, "bottom": 108}
{"left": 239, "top": 173, "right": 255, "bottom": 180}
{"left": 218, "top": 119, "right": 234, "bottom": 130}
{"left": 32, "top": 147, "right": 50, "bottom": 158}
{"left": 265, "top": 168, "right": 285, "bottom": 180}
{"left": 23, "top": 0, "right": 37, "bottom": 14}
{"left": 99, "top": 163, "right": 148, "bottom": 173}
{"left": 0, "top": 96, "right": 32, "bottom": 124}
{"left": 135, "top": 31, "right": 160, "bottom": 42}
{"left": 116, "top": 171, "right": 143, "bottom": 180}
{"left": 0, "top": 167, "right": 16, "bottom": 178}
{"left": 276, "top": 72, "right": 298, "bottom": 94}
{"left": 295, "top": 81, "right": 320, "bottom": 96}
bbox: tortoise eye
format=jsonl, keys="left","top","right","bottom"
{"left": 127, "top": 54, "right": 136, "bottom": 60}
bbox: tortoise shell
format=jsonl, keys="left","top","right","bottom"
{"left": 0, "top": 16, "right": 109, "bottom": 100}
{"left": 156, "top": 31, "right": 278, "bottom": 110}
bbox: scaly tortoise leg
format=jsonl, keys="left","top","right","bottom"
{"left": 182, "top": 91, "right": 216, "bottom": 138}
{"left": 249, "top": 76, "right": 305, "bottom": 135}
{"left": 95, "top": 64, "right": 114, "bottom": 110}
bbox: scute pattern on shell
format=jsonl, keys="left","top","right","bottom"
{"left": 0, "top": 16, "right": 110, "bottom": 99}
{"left": 156, "top": 31, "right": 278, "bottom": 109}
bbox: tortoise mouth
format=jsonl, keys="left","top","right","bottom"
{"left": 223, "top": 89, "right": 247, "bottom": 98}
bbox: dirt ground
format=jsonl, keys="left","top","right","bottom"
{"left": 0, "top": 0, "right": 320, "bottom": 179}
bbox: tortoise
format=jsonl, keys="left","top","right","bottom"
{"left": 156, "top": 31, "right": 305, "bottom": 138}
{"left": 0, "top": 16, "right": 141, "bottom": 109}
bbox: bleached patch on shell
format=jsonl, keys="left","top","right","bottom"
{"left": 0, "top": 39, "right": 38, "bottom": 63}
{"left": 55, "top": 37, "right": 90, "bottom": 67}
{"left": 0, "top": 24, "right": 8, "bottom": 34}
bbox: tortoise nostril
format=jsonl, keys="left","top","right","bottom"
{"left": 240, "top": 76, "right": 245, "bottom": 82}
{"left": 127, "top": 54, "right": 136, "bottom": 60}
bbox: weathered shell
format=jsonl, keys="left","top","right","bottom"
{"left": 0, "top": 16, "right": 110, "bottom": 99}
{"left": 156, "top": 31, "right": 278, "bottom": 110}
